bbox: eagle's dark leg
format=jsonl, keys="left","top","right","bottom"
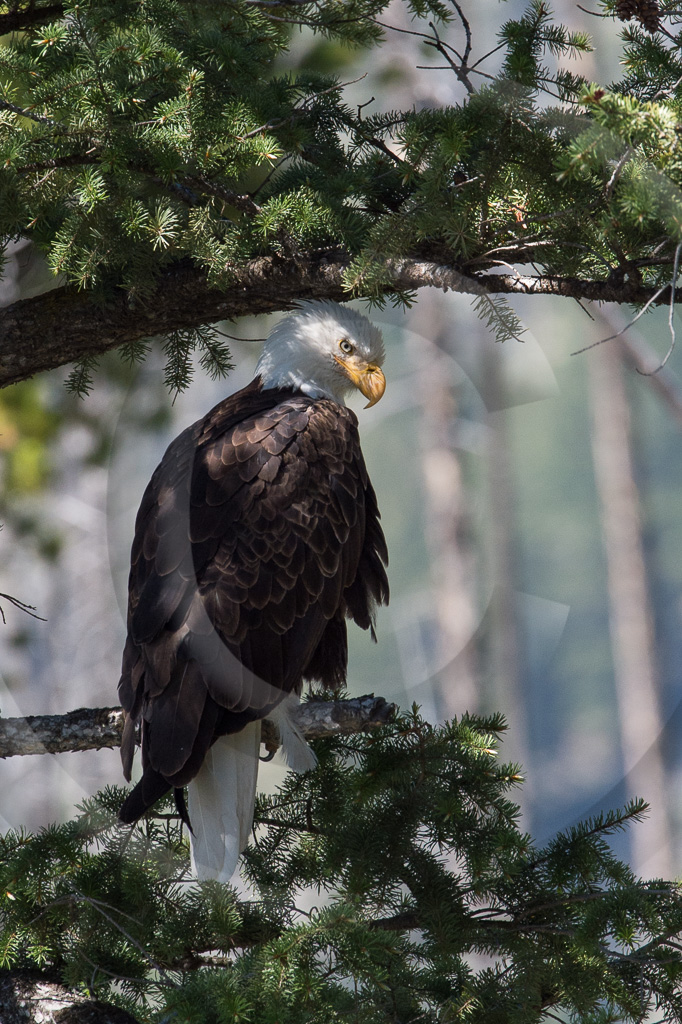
{"left": 174, "top": 787, "right": 194, "bottom": 833}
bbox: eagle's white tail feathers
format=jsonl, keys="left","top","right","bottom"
{"left": 187, "top": 697, "right": 316, "bottom": 883}
{"left": 269, "top": 694, "right": 318, "bottom": 774}
{"left": 188, "top": 721, "right": 261, "bottom": 883}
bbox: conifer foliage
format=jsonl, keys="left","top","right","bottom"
{"left": 4, "top": 2, "right": 682, "bottom": 1020}
{"left": 1, "top": 708, "right": 682, "bottom": 1023}
{"left": 4, "top": 0, "right": 682, "bottom": 386}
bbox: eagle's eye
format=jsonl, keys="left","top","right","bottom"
{"left": 339, "top": 339, "right": 354, "bottom": 355}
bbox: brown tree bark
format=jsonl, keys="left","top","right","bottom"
{"left": 1, "top": 253, "right": 679, "bottom": 389}
{"left": 0, "top": 970, "right": 140, "bottom": 1024}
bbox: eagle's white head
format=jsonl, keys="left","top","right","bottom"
{"left": 256, "top": 300, "right": 386, "bottom": 408}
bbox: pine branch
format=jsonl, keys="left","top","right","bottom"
{"left": 1, "top": 704, "right": 680, "bottom": 1023}
{"left": 1, "top": 254, "right": 680, "bottom": 389}
{"left": 0, "top": 695, "right": 396, "bottom": 758}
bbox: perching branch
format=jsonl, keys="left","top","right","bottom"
{"left": 0, "top": 695, "right": 396, "bottom": 758}
{"left": 1, "top": 252, "right": 679, "bottom": 389}
{"left": 0, "top": 706, "right": 124, "bottom": 756}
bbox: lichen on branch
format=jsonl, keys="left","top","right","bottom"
{"left": 0, "top": 695, "right": 396, "bottom": 758}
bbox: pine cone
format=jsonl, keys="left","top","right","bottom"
{"left": 615, "top": 0, "right": 639, "bottom": 20}
{"left": 615, "top": 0, "right": 661, "bottom": 32}
{"left": 636, "top": 0, "right": 661, "bottom": 32}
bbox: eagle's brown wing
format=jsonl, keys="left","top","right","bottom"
{"left": 118, "top": 380, "right": 388, "bottom": 822}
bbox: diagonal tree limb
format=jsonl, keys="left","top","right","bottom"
{"left": 0, "top": 695, "right": 397, "bottom": 758}
{"left": 0, "top": 252, "right": 678, "bottom": 389}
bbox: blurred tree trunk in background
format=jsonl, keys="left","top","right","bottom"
{"left": 412, "top": 294, "right": 480, "bottom": 717}
{"left": 482, "top": 339, "right": 532, "bottom": 803}
{"left": 589, "top": 340, "right": 672, "bottom": 877}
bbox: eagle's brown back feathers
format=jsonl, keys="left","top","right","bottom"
{"left": 118, "top": 379, "right": 388, "bottom": 823}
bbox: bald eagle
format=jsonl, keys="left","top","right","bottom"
{"left": 118, "top": 301, "right": 389, "bottom": 881}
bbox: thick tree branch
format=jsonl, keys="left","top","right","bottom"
{"left": 0, "top": 3, "right": 64, "bottom": 35}
{"left": 0, "top": 252, "right": 677, "bottom": 389}
{"left": 0, "top": 969, "right": 139, "bottom": 1024}
{"left": 0, "top": 695, "right": 396, "bottom": 758}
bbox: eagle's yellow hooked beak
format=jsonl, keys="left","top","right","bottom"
{"left": 334, "top": 355, "right": 386, "bottom": 408}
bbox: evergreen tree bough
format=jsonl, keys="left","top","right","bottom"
{"left": 3, "top": 0, "right": 682, "bottom": 386}
{"left": 1, "top": 708, "right": 681, "bottom": 1024}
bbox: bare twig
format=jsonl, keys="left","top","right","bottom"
{"left": 469, "top": 41, "right": 506, "bottom": 71}
{"left": 0, "top": 593, "right": 46, "bottom": 624}
{"left": 450, "top": 0, "right": 472, "bottom": 66}
{"left": 637, "top": 241, "right": 682, "bottom": 375}
{"left": 213, "top": 328, "right": 267, "bottom": 342}
{"left": 374, "top": 13, "right": 478, "bottom": 94}
{"left": 605, "top": 145, "right": 633, "bottom": 198}
{"left": 599, "top": 310, "right": 682, "bottom": 426}
{"left": 424, "top": 23, "right": 474, "bottom": 95}
{"left": 576, "top": 244, "right": 682, "bottom": 369}
{"left": 357, "top": 96, "right": 375, "bottom": 119}
{"left": 652, "top": 73, "right": 682, "bottom": 102}
{"left": 571, "top": 282, "right": 669, "bottom": 355}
